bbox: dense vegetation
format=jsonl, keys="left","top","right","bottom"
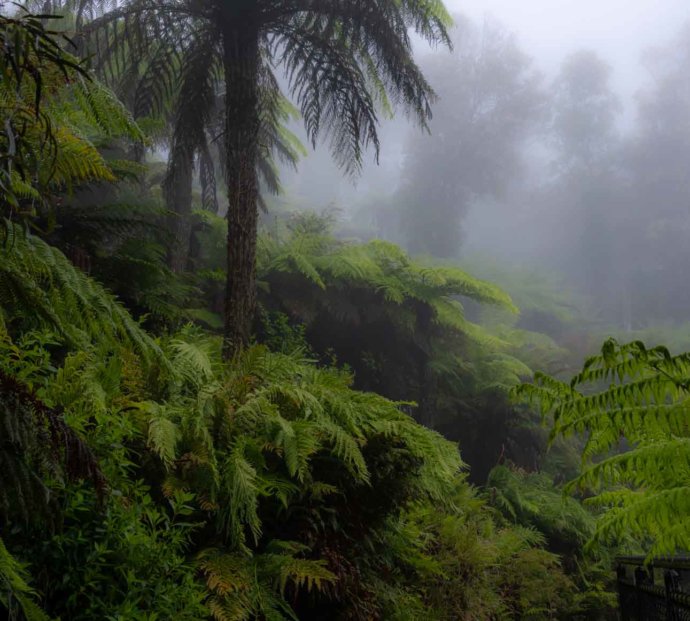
{"left": 1, "top": 3, "right": 688, "bottom": 620}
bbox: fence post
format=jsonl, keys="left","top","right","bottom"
{"left": 665, "top": 569, "right": 680, "bottom": 621}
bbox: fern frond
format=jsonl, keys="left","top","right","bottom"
{"left": 0, "top": 225, "right": 166, "bottom": 368}
{"left": 0, "top": 537, "right": 51, "bottom": 621}
{"left": 218, "top": 441, "right": 262, "bottom": 547}
{"left": 516, "top": 337, "right": 690, "bottom": 557}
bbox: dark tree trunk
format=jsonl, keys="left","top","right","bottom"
{"left": 163, "top": 143, "right": 195, "bottom": 273}
{"left": 417, "top": 356, "right": 438, "bottom": 428}
{"left": 414, "top": 301, "right": 437, "bottom": 427}
{"left": 221, "top": 20, "right": 261, "bottom": 358}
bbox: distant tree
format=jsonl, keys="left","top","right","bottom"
{"left": 550, "top": 50, "right": 621, "bottom": 172}
{"left": 396, "top": 16, "right": 543, "bottom": 258}
{"left": 548, "top": 27, "right": 690, "bottom": 328}
{"left": 618, "top": 23, "right": 690, "bottom": 325}
{"left": 538, "top": 50, "right": 627, "bottom": 323}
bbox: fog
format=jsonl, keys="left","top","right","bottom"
{"left": 449, "top": 0, "right": 689, "bottom": 103}
{"left": 274, "top": 0, "right": 690, "bottom": 333}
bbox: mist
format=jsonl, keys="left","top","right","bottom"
{"left": 274, "top": 0, "right": 690, "bottom": 334}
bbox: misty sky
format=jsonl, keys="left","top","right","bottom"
{"left": 445, "top": 0, "right": 690, "bottom": 103}
{"left": 281, "top": 0, "right": 690, "bottom": 223}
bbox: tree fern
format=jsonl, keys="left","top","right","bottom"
{"left": 0, "top": 8, "right": 86, "bottom": 211}
{"left": 260, "top": 227, "right": 516, "bottom": 319}
{"left": 153, "top": 334, "right": 464, "bottom": 545}
{"left": 1, "top": 12, "right": 142, "bottom": 219}
{"left": 250, "top": 216, "right": 533, "bottom": 431}
{"left": 256, "top": 220, "right": 517, "bottom": 362}
{"left": 0, "top": 537, "right": 51, "bottom": 621}
{"left": 0, "top": 224, "right": 165, "bottom": 366}
{"left": 198, "top": 541, "right": 336, "bottom": 621}
{"left": 70, "top": 0, "right": 456, "bottom": 352}
{"left": 514, "top": 337, "right": 690, "bottom": 557}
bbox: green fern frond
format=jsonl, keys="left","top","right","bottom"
{"left": 0, "top": 537, "right": 51, "bottom": 621}
{"left": 218, "top": 441, "right": 262, "bottom": 547}
{"left": 0, "top": 224, "right": 166, "bottom": 368}
{"left": 144, "top": 403, "right": 181, "bottom": 469}
{"left": 515, "top": 337, "right": 690, "bottom": 557}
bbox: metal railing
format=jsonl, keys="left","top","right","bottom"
{"left": 617, "top": 556, "right": 690, "bottom": 620}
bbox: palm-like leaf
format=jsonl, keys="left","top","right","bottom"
{"left": 514, "top": 338, "right": 690, "bottom": 557}
{"left": 69, "top": 0, "right": 451, "bottom": 351}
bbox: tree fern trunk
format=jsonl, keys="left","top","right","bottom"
{"left": 415, "top": 301, "right": 437, "bottom": 427}
{"left": 163, "top": 143, "right": 194, "bottom": 273}
{"left": 221, "top": 20, "right": 261, "bottom": 358}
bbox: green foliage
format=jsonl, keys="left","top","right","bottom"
{"left": 1, "top": 10, "right": 142, "bottom": 222}
{"left": 0, "top": 223, "right": 164, "bottom": 364}
{"left": 154, "top": 329, "right": 463, "bottom": 544}
{"left": 393, "top": 486, "right": 582, "bottom": 620}
{"left": 258, "top": 310, "right": 312, "bottom": 355}
{"left": 1, "top": 8, "right": 84, "bottom": 211}
{"left": 0, "top": 364, "right": 104, "bottom": 529}
{"left": 199, "top": 543, "right": 336, "bottom": 621}
{"left": 0, "top": 326, "right": 209, "bottom": 619}
{"left": 258, "top": 215, "right": 517, "bottom": 320}
{"left": 0, "top": 12, "right": 617, "bottom": 615}
{"left": 0, "top": 537, "right": 51, "bottom": 621}
{"left": 43, "top": 484, "right": 209, "bottom": 621}
{"left": 484, "top": 466, "right": 618, "bottom": 619}
{"left": 515, "top": 337, "right": 690, "bottom": 557}
{"left": 487, "top": 465, "right": 595, "bottom": 550}
{"left": 0, "top": 241, "right": 593, "bottom": 621}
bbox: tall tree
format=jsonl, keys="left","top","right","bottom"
{"left": 550, "top": 50, "right": 621, "bottom": 172}
{"left": 396, "top": 15, "right": 542, "bottom": 258}
{"left": 79, "top": 0, "right": 452, "bottom": 356}
{"left": 542, "top": 50, "right": 626, "bottom": 320}
{"left": 618, "top": 23, "right": 690, "bottom": 325}
{"left": 547, "top": 33, "right": 690, "bottom": 328}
